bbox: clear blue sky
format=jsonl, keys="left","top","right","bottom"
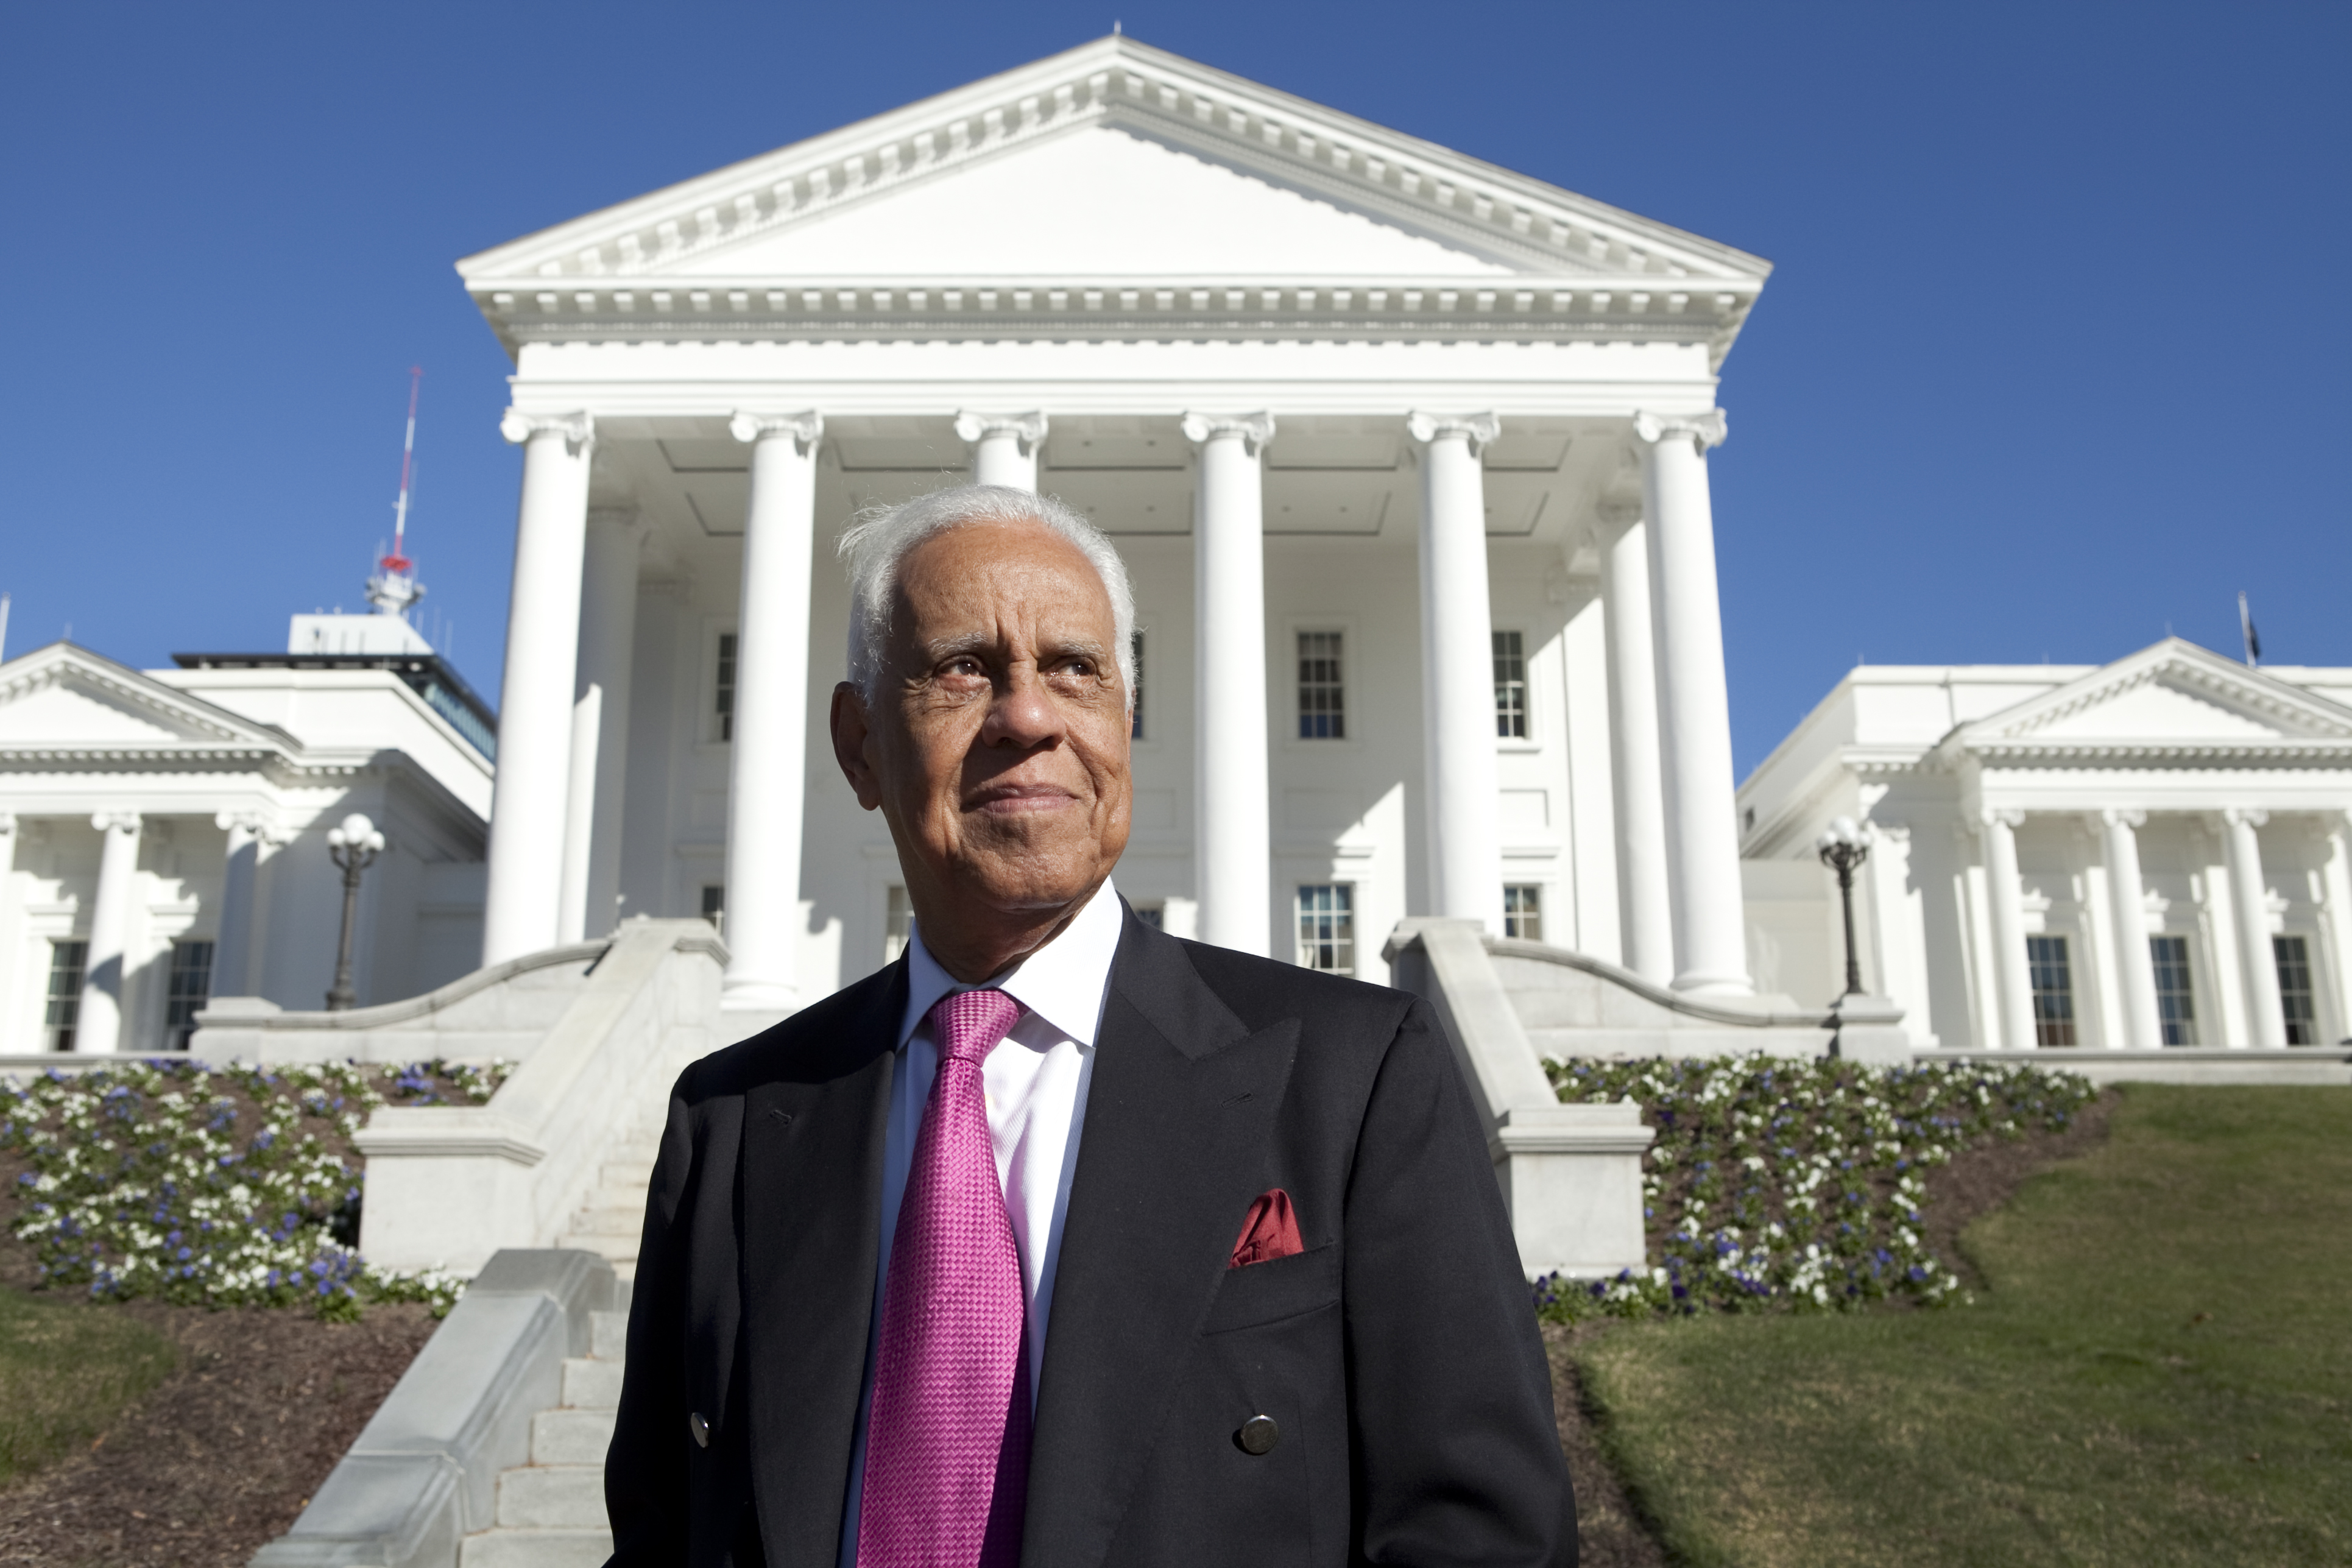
{"left": 4, "top": 1, "right": 2344, "bottom": 774}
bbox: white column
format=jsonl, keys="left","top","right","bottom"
{"left": 2098, "top": 809, "right": 2163, "bottom": 1048}
{"left": 1182, "top": 412, "right": 1275, "bottom": 956}
{"left": 1633, "top": 409, "right": 1753, "bottom": 995}
{"left": 482, "top": 410, "right": 595, "bottom": 965}
{"left": 1979, "top": 807, "right": 2036, "bottom": 1050}
{"left": 558, "top": 510, "right": 645, "bottom": 944}
{"left": 954, "top": 411, "right": 1048, "bottom": 490}
{"left": 77, "top": 811, "right": 141, "bottom": 1053}
{"left": 721, "top": 410, "right": 823, "bottom": 1010}
{"left": 2220, "top": 808, "right": 2286, "bottom": 1047}
{"left": 2317, "top": 813, "right": 2352, "bottom": 1043}
{"left": 1406, "top": 412, "right": 1506, "bottom": 933}
{"left": 211, "top": 811, "right": 270, "bottom": 995}
{"left": 1596, "top": 504, "right": 1673, "bottom": 982}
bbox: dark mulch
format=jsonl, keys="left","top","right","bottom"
{"left": 0, "top": 1255, "right": 435, "bottom": 1568}
{"left": 1547, "top": 1086, "right": 2121, "bottom": 1566}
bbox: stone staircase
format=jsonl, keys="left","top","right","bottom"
{"left": 554, "top": 1128, "right": 660, "bottom": 1283}
{"left": 459, "top": 1294, "right": 629, "bottom": 1566}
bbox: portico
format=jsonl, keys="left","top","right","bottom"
{"left": 461, "top": 36, "right": 1774, "bottom": 1016}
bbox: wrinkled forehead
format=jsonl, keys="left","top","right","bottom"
{"left": 889, "top": 519, "right": 1115, "bottom": 646}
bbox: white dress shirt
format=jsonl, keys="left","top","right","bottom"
{"left": 835, "top": 879, "right": 1123, "bottom": 1566}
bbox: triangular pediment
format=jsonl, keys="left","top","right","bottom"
{"left": 461, "top": 37, "right": 1768, "bottom": 293}
{"left": 0, "top": 644, "right": 288, "bottom": 751}
{"left": 1962, "top": 639, "right": 2352, "bottom": 752}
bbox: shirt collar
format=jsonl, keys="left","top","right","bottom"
{"left": 899, "top": 878, "right": 1124, "bottom": 1050}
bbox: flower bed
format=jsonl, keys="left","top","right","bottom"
{"left": 1535, "top": 1054, "right": 2097, "bottom": 1322}
{"left": 1, "top": 1059, "right": 509, "bottom": 1320}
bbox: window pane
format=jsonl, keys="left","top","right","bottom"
{"left": 166, "top": 939, "right": 214, "bottom": 1052}
{"left": 44, "top": 940, "right": 87, "bottom": 1053}
{"left": 2025, "top": 934, "right": 2077, "bottom": 1047}
{"left": 1133, "top": 903, "right": 1165, "bottom": 930}
{"left": 885, "top": 886, "right": 914, "bottom": 963}
{"left": 2275, "top": 936, "right": 2318, "bottom": 1046}
{"left": 1492, "top": 630, "right": 1528, "bottom": 740}
{"left": 1296, "top": 884, "right": 1354, "bottom": 974}
{"left": 1503, "top": 884, "right": 1543, "bottom": 944}
{"left": 2150, "top": 935, "right": 2198, "bottom": 1046}
{"left": 1297, "top": 631, "right": 1346, "bottom": 740}
{"left": 701, "top": 884, "right": 726, "bottom": 939}
{"left": 716, "top": 633, "right": 738, "bottom": 742}
{"left": 1129, "top": 631, "right": 1146, "bottom": 741}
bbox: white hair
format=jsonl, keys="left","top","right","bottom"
{"left": 836, "top": 484, "right": 1137, "bottom": 707}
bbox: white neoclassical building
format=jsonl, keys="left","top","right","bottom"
{"left": 0, "top": 604, "right": 494, "bottom": 1056}
{"left": 457, "top": 35, "right": 1777, "bottom": 1026}
{"left": 1739, "top": 639, "right": 2352, "bottom": 1051}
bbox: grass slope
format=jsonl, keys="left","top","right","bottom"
{"left": 0, "top": 1287, "right": 177, "bottom": 1488}
{"left": 1577, "top": 1086, "right": 2351, "bottom": 1567}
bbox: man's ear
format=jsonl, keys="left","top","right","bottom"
{"left": 830, "top": 682, "right": 883, "bottom": 811}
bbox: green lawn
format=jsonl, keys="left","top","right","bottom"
{"left": 1576, "top": 1086, "right": 2352, "bottom": 1567}
{"left": 0, "top": 1286, "right": 178, "bottom": 1488}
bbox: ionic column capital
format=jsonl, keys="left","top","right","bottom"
{"left": 91, "top": 811, "right": 142, "bottom": 835}
{"left": 1595, "top": 500, "right": 1642, "bottom": 531}
{"left": 728, "top": 409, "right": 824, "bottom": 451}
{"left": 1977, "top": 806, "right": 2025, "bottom": 832}
{"left": 2099, "top": 807, "right": 2147, "bottom": 830}
{"left": 215, "top": 808, "right": 283, "bottom": 843}
{"left": 2222, "top": 806, "right": 2271, "bottom": 830}
{"left": 1181, "top": 411, "right": 1276, "bottom": 454}
{"left": 1405, "top": 410, "right": 1500, "bottom": 456}
{"left": 499, "top": 409, "right": 595, "bottom": 452}
{"left": 1632, "top": 408, "right": 1728, "bottom": 453}
{"left": 953, "top": 410, "right": 1048, "bottom": 453}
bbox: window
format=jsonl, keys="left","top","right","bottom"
{"left": 1493, "top": 630, "right": 1528, "bottom": 739}
{"left": 701, "top": 884, "right": 725, "bottom": 938}
{"left": 1297, "top": 631, "right": 1345, "bottom": 739}
{"left": 1503, "top": 885, "right": 1544, "bottom": 943}
{"left": 165, "top": 940, "right": 214, "bottom": 1051}
{"left": 2025, "top": 934, "right": 2077, "bottom": 1047}
{"left": 1129, "top": 631, "right": 1145, "bottom": 740}
{"left": 2275, "top": 936, "right": 2319, "bottom": 1045}
{"left": 1296, "top": 885, "right": 1354, "bottom": 974}
{"left": 2150, "top": 935, "right": 2198, "bottom": 1046}
{"left": 885, "top": 887, "right": 914, "bottom": 963}
{"left": 1132, "top": 902, "right": 1165, "bottom": 930}
{"left": 43, "top": 940, "right": 87, "bottom": 1053}
{"left": 715, "top": 633, "right": 738, "bottom": 742}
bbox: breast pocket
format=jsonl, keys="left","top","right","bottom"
{"left": 1201, "top": 1243, "right": 1341, "bottom": 1335}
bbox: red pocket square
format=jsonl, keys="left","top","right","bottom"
{"left": 1229, "top": 1188, "right": 1304, "bottom": 1269}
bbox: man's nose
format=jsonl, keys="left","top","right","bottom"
{"left": 980, "top": 662, "right": 1063, "bottom": 749}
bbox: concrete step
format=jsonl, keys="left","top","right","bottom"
{"left": 601, "top": 1157, "right": 656, "bottom": 1188}
{"left": 459, "top": 1527, "right": 612, "bottom": 1567}
{"left": 497, "top": 1466, "right": 606, "bottom": 1529}
{"left": 562, "top": 1357, "right": 624, "bottom": 1410}
{"left": 556, "top": 1232, "right": 638, "bottom": 1265}
{"left": 569, "top": 1202, "right": 649, "bottom": 1236}
{"left": 532, "top": 1407, "right": 618, "bottom": 1466}
{"left": 590, "top": 1309, "right": 629, "bottom": 1360}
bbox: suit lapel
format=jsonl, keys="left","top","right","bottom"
{"left": 741, "top": 962, "right": 906, "bottom": 1567}
{"left": 1023, "top": 920, "right": 1301, "bottom": 1568}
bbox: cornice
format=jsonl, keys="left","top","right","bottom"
{"left": 1973, "top": 643, "right": 2352, "bottom": 745}
{"left": 0, "top": 655, "right": 274, "bottom": 746}
{"left": 1967, "top": 740, "right": 2352, "bottom": 766}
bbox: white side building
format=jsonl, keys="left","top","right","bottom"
{"left": 1738, "top": 638, "right": 2352, "bottom": 1050}
{"left": 0, "top": 606, "right": 494, "bottom": 1055}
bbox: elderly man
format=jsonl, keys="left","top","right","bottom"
{"left": 606, "top": 486, "right": 1575, "bottom": 1567}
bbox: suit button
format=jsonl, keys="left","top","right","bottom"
{"left": 1235, "top": 1414, "right": 1280, "bottom": 1456}
{"left": 689, "top": 1411, "right": 711, "bottom": 1449}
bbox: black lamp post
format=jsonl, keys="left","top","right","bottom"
{"left": 325, "top": 812, "right": 384, "bottom": 1011}
{"left": 1815, "top": 814, "right": 1873, "bottom": 1000}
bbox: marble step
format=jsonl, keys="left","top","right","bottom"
{"left": 459, "top": 1527, "right": 612, "bottom": 1568}
{"left": 568, "top": 1201, "right": 649, "bottom": 1237}
{"left": 556, "top": 1232, "right": 638, "bottom": 1266}
{"left": 497, "top": 1465, "right": 606, "bottom": 1529}
{"left": 590, "top": 1309, "right": 629, "bottom": 1360}
{"left": 531, "top": 1407, "right": 618, "bottom": 1467}
{"left": 562, "top": 1357, "right": 624, "bottom": 1410}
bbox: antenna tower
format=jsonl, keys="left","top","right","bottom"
{"left": 367, "top": 368, "right": 427, "bottom": 620}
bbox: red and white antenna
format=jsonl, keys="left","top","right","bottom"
{"left": 367, "top": 367, "right": 428, "bottom": 620}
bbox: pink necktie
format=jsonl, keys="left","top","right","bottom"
{"left": 858, "top": 988, "right": 1031, "bottom": 1568}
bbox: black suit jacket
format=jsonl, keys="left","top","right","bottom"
{"left": 606, "top": 905, "right": 1575, "bottom": 1567}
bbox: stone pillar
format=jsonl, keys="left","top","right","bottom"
{"left": 1632, "top": 409, "right": 1752, "bottom": 995}
{"left": 211, "top": 811, "right": 270, "bottom": 996}
{"left": 558, "top": 511, "right": 645, "bottom": 944}
{"left": 1596, "top": 504, "right": 1673, "bottom": 983}
{"left": 2097, "top": 809, "right": 2164, "bottom": 1048}
{"left": 1979, "top": 807, "right": 2036, "bottom": 1050}
{"left": 482, "top": 411, "right": 595, "bottom": 966}
{"left": 2220, "top": 808, "right": 2286, "bottom": 1047}
{"left": 721, "top": 411, "right": 823, "bottom": 1011}
{"left": 1181, "top": 412, "right": 1276, "bottom": 956}
{"left": 1407, "top": 412, "right": 1506, "bottom": 933}
{"left": 2317, "top": 812, "right": 2352, "bottom": 1044}
{"left": 954, "top": 411, "right": 1048, "bottom": 491}
{"left": 78, "top": 811, "right": 142, "bottom": 1053}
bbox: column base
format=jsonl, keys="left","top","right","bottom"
{"left": 721, "top": 976, "right": 797, "bottom": 1009}
{"left": 1670, "top": 971, "right": 1755, "bottom": 998}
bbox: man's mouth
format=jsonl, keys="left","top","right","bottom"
{"left": 966, "top": 783, "right": 1078, "bottom": 816}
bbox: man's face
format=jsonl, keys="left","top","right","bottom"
{"left": 833, "top": 518, "right": 1132, "bottom": 937}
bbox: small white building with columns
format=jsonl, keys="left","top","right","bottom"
{"left": 1739, "top": 639, "right": 2352, "bottom": 1051}
{"left": 461, "top": 35, "right": 1774, "bottom": 1026}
